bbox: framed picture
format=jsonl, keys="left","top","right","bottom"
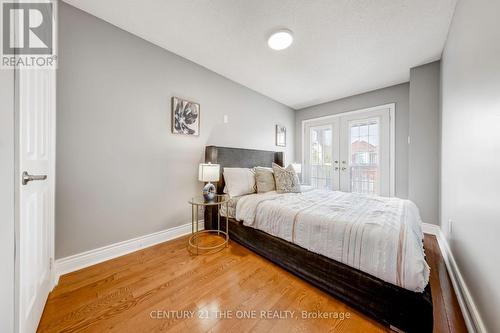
{"left": 276, "top": 124, "right": 286, "bottom": 147}
{"left": 171, "top": 97, "right": 200, "bottom": 136}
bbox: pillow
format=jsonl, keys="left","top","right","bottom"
{"left": 272, "top": 163, "right": 301, "bottom": 193}
{"left": 223, "top": 168, "right": 256, "bottom": 197}
{"left": 254, "top": 167, "right": 275, "bottom": 193}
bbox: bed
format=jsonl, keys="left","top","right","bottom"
{"left": 204, "top": 145, "right": 433, "bottom": 333}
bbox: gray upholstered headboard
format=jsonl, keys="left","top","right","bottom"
{"left": 205, "top": 146, "right": 284, "bottom": 194}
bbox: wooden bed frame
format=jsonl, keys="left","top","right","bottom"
{"left": 204, "top": 145, "right": 433, "bottom": 333}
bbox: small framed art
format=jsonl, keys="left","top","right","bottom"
{"left": 172, "top": 97, "right": 200, "bottom": 136}
{"left": 276, "top": 124, "right": 286, "bottom": 147}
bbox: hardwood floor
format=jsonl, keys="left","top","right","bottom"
{"left": 38, "top": 235, "right": 467, "bottom": 333}
{"left": 423, "top": 235, "right": 468, "bottom": 333}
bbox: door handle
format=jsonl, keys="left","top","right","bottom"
{"left": 22, "top": 171, "right": 47, "bottom": 185}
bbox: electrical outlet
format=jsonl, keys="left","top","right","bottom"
{"left": 448, "top": 219, "right": 453, "bottom": 235}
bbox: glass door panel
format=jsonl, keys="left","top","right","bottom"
{"left": 303, "top": 118, "right": 340, "bottom": 191}
{"left": 349, "top": 119, "right": 380, "bottom": 195}
{"left": 310, "top": 125, "right": 333, "bottom": 190}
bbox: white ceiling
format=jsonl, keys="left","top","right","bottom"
{"left": 63, "top": 0, "right": 456, "bottom": 109}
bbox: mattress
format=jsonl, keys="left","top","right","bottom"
{"left": 220, "top": 186, "right": 314, "bottom": 219}
{"left": 235, "top": 189, "right": 429, "bottom": 292}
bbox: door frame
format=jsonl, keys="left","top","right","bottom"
{"left": 0, "top": 67, "right": 16, "bottom": 333}
{"left": 301, "top": 103, "right": 396, "bottom": 196}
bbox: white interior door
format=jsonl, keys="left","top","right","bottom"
{"left": 303, "top": 104, "right": 394, "bottom": 196}
{"left": 17, "top": 68, "right": 55, "bottom": 333}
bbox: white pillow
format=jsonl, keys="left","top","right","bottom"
{"left": 223, "top": 168, "right": 256, "bottom": 197}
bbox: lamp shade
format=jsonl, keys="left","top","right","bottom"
{"left": 198, "top": 163, "right": 220, "bottom": 182}
{"left": 291, "top": 163, "right": 302, "bottom": 174}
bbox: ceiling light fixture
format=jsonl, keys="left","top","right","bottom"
{"left": 267, "top": 29, "right": 293, "bottom": 50}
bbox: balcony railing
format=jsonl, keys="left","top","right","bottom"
{"left": 309, "top": 164, "right": 333, "bottom": 190}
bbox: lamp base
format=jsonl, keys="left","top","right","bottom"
{"left": 202, "top": 182, "right": 216, "bottom": 201}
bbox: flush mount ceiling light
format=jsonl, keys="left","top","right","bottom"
{"left": 267, "top": 29, "right": 293, "bottom": 50}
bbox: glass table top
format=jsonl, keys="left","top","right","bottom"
{"left": 189, "top": 194, "right": 229, "bottom": 206}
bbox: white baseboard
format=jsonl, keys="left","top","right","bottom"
{"left": 422, "top": 223, "right": 486, "bottom": 333}
{"left": 54, "top": 221, "right": 204, "bottom": 284}
{"left": 422, "top": 222, "right": 441, "bottom": 236}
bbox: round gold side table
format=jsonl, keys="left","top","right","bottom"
{"left": 188, "top": 195, "right": 229, "bottom": 255}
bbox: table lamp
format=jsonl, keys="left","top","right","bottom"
{"left": 291, "top": 163, "right": 302, "bottom": 174}
{"left": 198, "top": 162, "right": 220, "bottom": 201}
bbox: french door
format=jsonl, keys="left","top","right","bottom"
{"left": 303, "top": 104, "right": 394, "bottom": 197}
{"left": 304, "top": 120, "right": 340, "bottom": 190}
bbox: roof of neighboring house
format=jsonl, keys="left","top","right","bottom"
{"left": 351, "top": 140, "right": 377, "bottom": 152}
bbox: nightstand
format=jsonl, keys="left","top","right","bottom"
{"left": 188, "top": 195, "right": 229, "bottom": 254}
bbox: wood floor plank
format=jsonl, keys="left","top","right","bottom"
{"left": 424, "top": 235, "right": 468, "bottom": 333}
{"left": 38, "top": 234, "right": 467, "bottom": 333}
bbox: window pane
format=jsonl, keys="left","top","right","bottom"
{"left": 350, "top": 120, "right": 379, "bottom": 195}
{"left": 309, "top": 126, "right": 333, "bottom": 190}
{"left": 368, "top": 123, "right": 378, "bottom": 137}
{"left": 359, "top": 125, "right": 369, "bottom": 137}
{"left": 351, "top": 126, "right": 359, "bottom": 140}
{"left": 368, "top": 134, "right": 378, "bottom": 148}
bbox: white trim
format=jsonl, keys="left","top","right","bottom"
{"left": 49, "top": 68, "right": 57, "bottom": 291}
{"left": 422, "top": 222, "right": 441, "bottom": 236}
{"left": 301, "top": 103, "right": 396, "bottom": 196}
{"left": 422, "top": 223, "right": 486, "bottom": 333}
{"left": 54, "top": 221, "right": 204, "bottom": 284}
{"left": 301, "top": 103, "right": 396, "bottom": 124}
{"left": 389, "top": 106, "right": 396, "bottom": 197}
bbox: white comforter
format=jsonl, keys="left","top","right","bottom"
{"left": 235, "top": 189, "right": 429, "bottom": 292}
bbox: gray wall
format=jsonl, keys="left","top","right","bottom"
{"left": 56, "top": 3, "right": 295, "bottom": 259}
{"left": 0, "top": 69, "right": 15, "bottom": 332}
{"left": 295, "top": 83, "right": 410, "bottom": 199}
{"left": 409, "top": 61, "right": 440, "bottom": 225}
{"left": 441, "top": 0, "right": 500, "bottom": 331}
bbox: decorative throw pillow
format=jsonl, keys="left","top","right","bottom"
{"left": 272, "top": 163, "right": 301, "bottom": 193}
{"left": 254, "top": 167, "right": 276, "bottom": 193}
{"left": 223, "top": 168, "right": 256, "bottom": 197}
